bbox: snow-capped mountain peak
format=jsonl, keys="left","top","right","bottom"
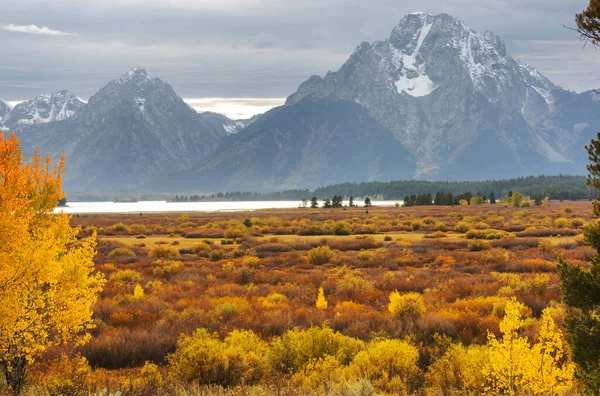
{"left": 285, "top": 12, "right": 598, "bottom": 179}
{"left": 2, "top": 90, "right": 84, "bottom": 130}
{"left": 117, "top": 67, "right": 153, "bottom": 85}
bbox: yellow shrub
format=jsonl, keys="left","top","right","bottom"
{"left": 388, "top": 291, "right": 426, "bottom": 318}
{"left": 149, "top": 245, "right": 180, "bottom": 260}
{"left": 308, "top": 246, "right": 335, "bottom": 265}
{"left": 350, "top": 339, "right": 421, "bottom": 394}
{"left": 554, "top": 217, "right": 570, "bottom": 229}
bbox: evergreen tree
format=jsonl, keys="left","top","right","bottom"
{"left": 348, "top": 196, "right": 355, "bottom": 207}
{"left": 323, "top": 199, "right": 332, "bottom": 209}
{"left": 490, "top": 192, "right": 496, "bottom": 204}
{"left": 558, "top": 129, "right": 600, "bottom": 388}
{"left": 364, "top": 197, "right": 372, "bottom": 207}
{"left": 310, "top": 197, "right": 319, "bottom": 208}
{"left": 332, "top": 195, "right": 343, "bottom": 208}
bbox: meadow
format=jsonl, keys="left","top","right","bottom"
{"left": 25, "top": 200, "right": 594, "bottom": 395}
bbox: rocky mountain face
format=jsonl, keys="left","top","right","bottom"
{"left": 199, "top": 112, "right": 256, "bottom": 135}
{"left": 285, "top": 12, "right": 599, "bottom": 180}
{"left": 0, "top": 99, "right": 11, "bottom": 121}
{"left": 17, "top": 68, "right": 233, "bottom": 191}
{"left": 2, "top": 90, "right": 85, "bottom": 131}
{"left": 156, "top": 96, "right": 416, "bottom": 191}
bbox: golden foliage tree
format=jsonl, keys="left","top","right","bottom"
{"left": 0, "top": 132, "right": 105, "bottom": 395}
{"left": 483, "top": 298, "right": 575, "bottom": 395}
{"left": 316, "top": 287, "right": 328, "bottom": 310}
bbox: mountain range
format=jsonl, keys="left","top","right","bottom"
{"left": 4, "top": 12, "right": 600, "bottom": 192}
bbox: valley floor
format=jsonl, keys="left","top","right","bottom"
{"left": 24, "top": 201, "right": 592, "bottom": 395}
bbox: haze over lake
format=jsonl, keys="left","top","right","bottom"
{"left": 55, "top": 200, "right": 402, "bottom": 214}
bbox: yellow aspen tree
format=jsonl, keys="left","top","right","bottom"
{"left": 0, "top": 132, "right": 105, "bottom": 395}
{"left": 523, "top": 309, "right": 575, "bottom": 394}
{"left": 316, "top": 287, "right": 328, "bottom": 310}
{"left": 133, "top": 284, "right": 145, "bottom": 300}
{"left": 483, "top": 298, "right": 532, "bottom": 395}
{"left": 483, "top": 298, "right": 576, "bottom": 395}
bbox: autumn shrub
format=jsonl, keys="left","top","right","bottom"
{"left": 468, "top": 240, "right": 491, "bottom": 251}
{"left": 254, "top": 243, "right": 291, "bottom": 253}
{"left": 29, "top": 353, "right": 92, "bottom": 396}
{"left": 83, "top": 328, "right": 177, "bottom": 369}
{"left": 298, "top": 225, "right": 326, "bottom": 236}
{"left": 426, "top": 343, "right": 489, "bottom": 394}
{"left": 422, "top": 217, "right": 436, "bottom": 225}
{"left": 224, "top": 226, "right": 246, "bottom": 240}
{"left": 434, "top": 222, "right": 447, "bottom": 232}
{"left": 149, "top": 245, "right": 180, "bottom": 260}
{"left": 537, "top": 239, "right": 554, "bottom": 252}
{"left": 308, "top": 246, "right": 335, "bottom": 265}
{"left": 350, "top": 338, "right": 422, "bottom": 394}
{"left": 108, "top": 247, "right": 135, "bottom": 258}
{"left": 263, "top": 292, "right": 289, "bottom": 308}
{"left": 111, "top": 222, "right": 129, "bottom": 232}
{"left": 110, "top": 269, "right": 142, "bottom": 283}
{"left": 334, "top": 222, "right": 352, "bottom": 235}
{"left": 169, "top": 328, "right": 269, "bottom": 387}
{"left": 473, "top": 222, "right": 491, "bottom": 230}
{"left": 325, "top": 266, "right": 375, "bottom": 296}
{"left": 123, "top": 361, "right": 164, "bottom": 395}
{"left": 269, "top": 326, "right": 365, "bottom": 374}
{"left": 411, "top": 220, "right": 424, "bottom": 231}
{"left": 388, "top": 291, "right": 426, "bottom": 319}
{"left": 424, "top": 231, "right": 447, "bottom": 239}
{"left": 554, "top": 217, "right": 570, "bottom": 229}
{"left": 289, "top": 355, "right": 351, "bottom": 394}
{"left": 570, "top": 217, "right": 586, "bottom": 228}
{"left": 507, "top": 258, "right": 556, "bottom": 273}
{"left": 465, "top": 229, "right": 508, "bottom": 240}
{"left": 209, "top": 249, "right": 228, "bottom": 261}
{"left": 455, "top": 222, "right": 471, "bottom": 233}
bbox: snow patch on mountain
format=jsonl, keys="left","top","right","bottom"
{"left": 532, "top": 86, "right": 555, "bottom": 111}
{"left": 392, "top": 15, "right": 438, "bottom": 97}
{"left": 223, "top": 120, "right": 247, "bottom": 134}
{"left": 134, "top": 97, "right": 146, "bottom": 113}
{"left": 395, "top": 75, "right": 438, "bottom": 97}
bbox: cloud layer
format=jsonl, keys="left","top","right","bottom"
{"left": 0, "top": 0, "right": 596, "bottom": 105}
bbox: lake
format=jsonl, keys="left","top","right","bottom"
{"left": 54, "top": 200, "right": 403, "bottom": 214}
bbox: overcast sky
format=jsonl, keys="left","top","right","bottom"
{"left": 0, "top": 0, "right": 597, "bottom": 118}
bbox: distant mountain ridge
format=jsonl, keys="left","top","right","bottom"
{"left": 14, "top": 68, "right": 249, "bottom": 191}
{"left": 6, "top": 13, "right": 600, "bottom": 192}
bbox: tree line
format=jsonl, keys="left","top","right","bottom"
{"left": 169, "top": 175, "right": 594, "bottom": 203}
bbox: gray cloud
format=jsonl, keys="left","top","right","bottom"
{"left": 0, "top": 0, "right": 596, "bottom": 104}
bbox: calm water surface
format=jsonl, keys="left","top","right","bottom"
{"left": 55, "top": 200, "right": 403, "bottom": 214}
